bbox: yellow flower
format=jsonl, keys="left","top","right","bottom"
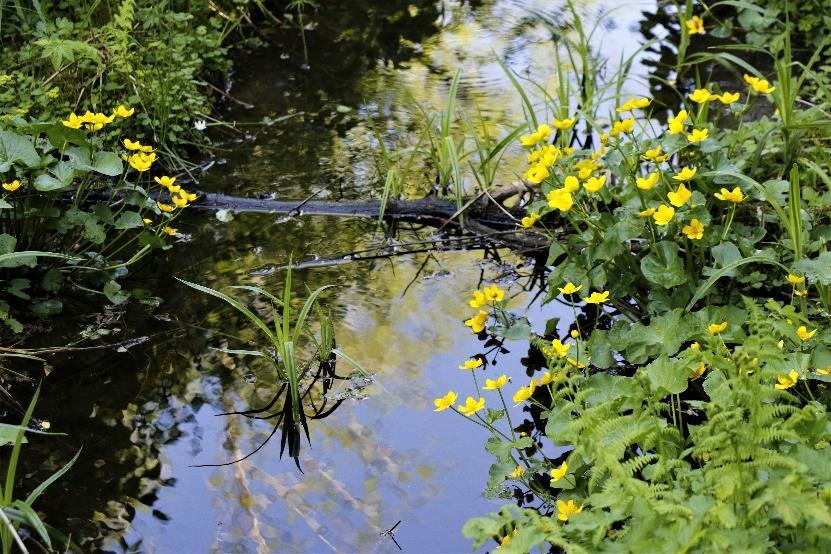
{"left": 687, "top": 128, "right": 709, "bottom": 143}
{"left": 2, "top": 180, "right": 21, "bottom": 192}
{"left": 523, "top": 163, "right": 550, "bottom": 184}
{"left": 591, "top": 145, "right": 606, "bottom": 160}
{"left": 552, "top": 117, "right": 576, "bottom": 130}
{"left": 484, "top": 283, "right": 505, "bottom": 302}
{"left": 459, "top": 358, "right": 483, "bottom": 370}
{"left": 113, "top": 105, "right": 135, "bottom": 118}
{"left": 465, "top": 311, "right": 488, "bottom": 333}
{"left": 719, "top": 91, "right": 741, "bottom": 104}
{"left": 817, "top": 367, "right": 831, "bottom": 376}
{"left": 667, "top": 183, "right": 692, "bottom": 207}
{"left": 583, "top": 291, "right": 609, "bottom": 304}
{"left": 181, "top": 190, "right": 197, "bottom": 202}
{"left": 708, "top": 321, "right": 728, "bottom": 334}
{"left": 610, "top": 118, "right": 635, "bottom": 137}
{"left": 512, "top": 382, "right": 536, "bottom": 404}
{"left": 774, "top": 369, "right": 799, "bottom": 390}
{"left": 157, "top": 201, "right": 175, "bottom": 213}
{"left": 787, "top": 274, "right": 805, "bottom": 285}
{"left": 570, "top": 329, "right": 580, "bottom": 339}
{"left": 673, "top": 166, "right": 697, "bottom": 181}
{"left": 685, "top": 15, "right": 704, "bottom": 35}
{"left": 714, "top": 187, "right": 744, "bottom": 203}
{"left": 616, "top": 97, "right": 651, "bottom": 112}
{"left": 79, "top": 110, "right": 115, "bottom": 131}
{"left": 795, "top": 290, "right": 807, "bottom": 297}
{"left": 667, "top": 110, "right": 688, "bottom": 135}
{"left": 689, "top": 341, "right": 700, "bottom": 350}
{"left": 550, "top": 339, "right": 571, "bottom": 358}
{"left": 433, "top": 391, "right": 457, "bottom": 412}
{"left": 39, "top": 420, "right": 51, "bottom": 430}
{"left": 636, "top": 172, "right": 660, "bottom": 190}
{"left": 127, "top": 152, "right": 156, "bottom": 172}
{"left": 519, "top": 123, "right": 553, "bottom": 146}
{"left": 529, "top": 145, "right": 561, "bottom": 165}
{"left": 162, "top": 226, "right": 177, "bottom": 236}
{"left": 796, "top": 325, "right": 816, "bottom": 341}
{"left": 547, "top": 188, "right": 573, "bottom": 212}
{"left": 556, "top": 499, "right": 583, "bottom": 521}
{"left": 142, "top": 218, "right": 153, "bottom": 225}
{"left": 172, "top": 194, "right": 190, "bottom": 208}
{"left": 689, "top": 362, "right": 707, "bottom": 380}
{"left": 469, "top": 290, "right": 486, "bottom": 308}
{"left": 563, "top": 175, "right": 580, "bottom": 192}
{"left": 61, "top": 113, "right": 83, "bottom": 129}
{"left": 550, "top": 462, "right": 568, "bottom": 483}
{"left": 521, "top": 212, "right": 540, "bottom": 228}
{"left": 583, "top": 175, "right": 606, "bottom": 192}
{"left": 484, "top": 375, "right": 509, "bottom": 391}
{"left": 457, "top": 396, "right": 486, "bottom": 417}
{"left": 744, "top": 74, "right": 775, "bottom": 94}
{"left": 653, "top": 204, "right": 675, "bottom": 226}
{"left": 638, "top": 207, "right": 656, "bottom": 218}
{"left": 558, "top": 282, "right": 582, "bottom": 295}
{"left": 124, "top": 138, "right": 143, "bottom": 150}
{"left": 682, "top": 218, "right": 705, "bottom": 240}
{"left": 509, "top": 466, "right": 526, "bottom": 479}
{"left": 643, "top": 146, "right": 669, "bottom": 162}
{"left": 689, "top": 89, "right": 718, "bottom": 103}
{"left": 154, "top": 175, "right": 176, "bottom": 189}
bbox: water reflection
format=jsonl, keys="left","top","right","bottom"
{"left": 18, "top": 0, "right": 660, "bottom": 551}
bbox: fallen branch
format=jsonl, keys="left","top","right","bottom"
{"left": 194, "top": 192, "right": 549, "bottom": 252}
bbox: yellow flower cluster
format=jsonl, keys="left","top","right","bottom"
{"left": 153, "top": 175, "right": 197, "bottom": 210}
{"left": 62, "top": 105, "right": 133, "bottom": 132}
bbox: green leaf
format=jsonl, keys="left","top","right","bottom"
{"left": 114, "top": 211, "right": 144, "bottom": 229}
{"left": 640, "top": 241, "right": 687, "bottom": 288}
{"left": 40, "top": 268, "right": 64, "bottom": 292}
{"left": 0, "top": 426, "right": 28, "bottom": 446}
{"left": 31, "top": 299, "right": 62, "bottom": 317}
{"left": 84, "top": 218, "right": 106, "bottom": 244}
{"left": 711, "top": 242, "right": 742, "bottom": 276}
{"left": 0, "top": 130, "right": 40, "bottom": 171}
{"left": 0, "top": 199, "right": 11, "bottom": 210}
{"left": 103, "top": 281, "right": 129, "bottom": 305}
{"left": 642, "top": 354, "right": 689, "bottom": 395}
{"left": 495, "top": 317, "right": 533, "bottom": 341}
{"left": 34, "top": 174, "right": 66, "bottom": 192}
{"left": 91, "top": 151, "right": 123, "bottom": 176}
{"left": 794, "top": 252, "right": 831, "bottom": 285}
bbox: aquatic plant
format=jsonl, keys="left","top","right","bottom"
{"left": 0, "top": 386, "right": 80, "bottom": 553}
{"left": 180, "top": 263, "right": 370, "bottom": 468}
{"left": 426, "top": 2, "right": 831, "bottom": 550}
{"left": 0, "top": 107, "right": 200, "bottom": 333}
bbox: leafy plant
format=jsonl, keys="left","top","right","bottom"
{"left": 0, "top": 386, "right": 81, "bottom": 553}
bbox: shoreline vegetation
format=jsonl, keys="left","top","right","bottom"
{"left": 2, "top": 0, "right": 831, "bottom": 550}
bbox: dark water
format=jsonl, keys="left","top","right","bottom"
{"left": 18, "top": 1, "right": 654, "bottom": 551}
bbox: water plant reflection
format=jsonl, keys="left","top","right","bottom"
{"left": 180, "top": 264, "right": 370, "bottom": 470}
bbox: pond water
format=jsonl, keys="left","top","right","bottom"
{"left": 22, "top": 0, "right": 655, "bottom": 551}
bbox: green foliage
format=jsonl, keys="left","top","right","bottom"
{"left": 0, "top": 115, "right": 195, "bottom": 333}
{"left": 0, "top": 0, "right": 264, "bottom": 156}
{"left": 465, "top": 299, "right": 831, "bottom": 552}
{"left": 0, "top": 386, "right": 81, "bottom": 553}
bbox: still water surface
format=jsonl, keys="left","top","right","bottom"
{"left": 26, "top": 1, "right": 653, "bottom": 551}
